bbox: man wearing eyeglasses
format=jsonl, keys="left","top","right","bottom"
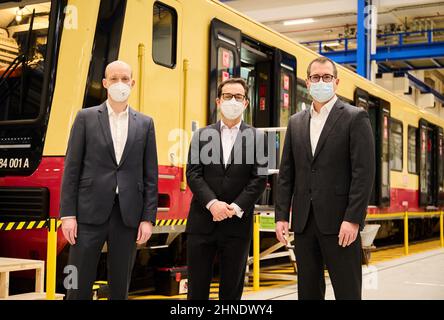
{"left": 186, "top": 78, "right": 267, "bottom": 300}
{"left": 275, "top": 57, "right": 375, "bottom": 300}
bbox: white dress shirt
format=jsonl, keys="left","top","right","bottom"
{"left": 106, "top": 100, "right": 129, "bottom": 194}
{"left": 221, "top": 119, "right": 241, "bottom": 166}
{"left": 309, "top": 95, "right": 337, "bottom": 156}
{"left": 206, "top": 120, "right": 244, "bottom": 218}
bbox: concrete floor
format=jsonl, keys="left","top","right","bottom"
{"left": 243, "top": 247, "right": 444, "bottom": 300}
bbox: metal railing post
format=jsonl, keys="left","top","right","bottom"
{"left": 253, "top": 214, "right": 260, "bottom": 291}
{"left": 404, "top": 211, "right": 409, "bottom": 255}
{"left": 46, "top": 218, "right": 58, "bottom": 300}
{"left": 440, "top": 210, "right": 444, "bottom": 248}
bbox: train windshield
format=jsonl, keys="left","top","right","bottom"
{"left": 0, "top": 0, "right": 64, "bottom": 177}
{"left": 0, "top": 1, "right": 52, "bottom": 122}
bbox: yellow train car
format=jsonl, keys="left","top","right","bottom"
{"left": 0, "top": 0, "right": 443, "bottom": 290}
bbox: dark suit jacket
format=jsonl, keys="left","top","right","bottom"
{"left": 276, "top": 98, "right": 375, "bottom": 234}
{"left": 60, "top": 102, "right": 158, "bottom": 228}
{"left": 186, "top": 121, "right": 268, "bottom": 239}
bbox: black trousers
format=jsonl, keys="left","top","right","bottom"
{"left": 294, "top": 205, "right": 362, "bottom": 300}
{"left": 66, "top": 196, "right": 138, "bottom": 300}
{"left": 187, "top": 228, "right": 250, "bottom": 300}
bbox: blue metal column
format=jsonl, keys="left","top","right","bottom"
{"left": 357, "top": 0, "right": 369, "bottom": 78}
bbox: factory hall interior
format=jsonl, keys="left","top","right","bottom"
{"left": 0, "top": 0, "right": 443, "bottom": 304}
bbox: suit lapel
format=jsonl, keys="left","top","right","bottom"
{"left": 98, "top": 103, "right": 117, "bottom": 166}
{"left": 214, "top": 121, "right": 225, "bottom": 169}
{"left": 119, "top": 107, "right": 137, "bottom": 167}
{"left": 302, "top": 110, "right": 313, "bottom": 163}
{"left": 312, "top": 100, "right": 344, "bottom": 161}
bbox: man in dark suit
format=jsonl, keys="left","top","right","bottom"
{"left": 186, "top": 78, "right": 268, "bottom": 300}
{"left": 60, "top": 60, "right": 158, "bottom": 300}
{"left": 275, "top": 57, "right": 375, "bottom": 300}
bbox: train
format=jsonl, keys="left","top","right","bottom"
{"left": 0, "top": 0, "right": 443, "bottom": 293}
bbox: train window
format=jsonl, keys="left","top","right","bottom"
{"left": 277, "top": 51, "right": 296, "bottom": 128}
{"left": 381, "top": 111, "right": 390, "bottom": 203}
{"left": 354, "top": 88, "right": 369, "bottom": 111}
{"left": 241, "top": 65, "right": 254, "bottom": 125}
{"left": 239, "top": 37, "right": 273, "bottom": 128}
{"left": 218, "top": 47, "right": 235, "bottom": 84}
{"left": 0, "top": 1, "right": 53, "bottom": 122}
{"left": 408, "top": 126, "right": 418, "bottom": 174}
{"left": 0, "top": 0, "right": 66, "bottom": 176}
{"left": 389, "top": 119, "right": 403, "bottom": 171}
{"left": 296, "top": 78, "right": 311, "bottom": 112}
{"left": 82, "top": 0, "right": 127, "bottom": 108}
{"left": 152, "top": 2, "right": 177, "bottom": 68}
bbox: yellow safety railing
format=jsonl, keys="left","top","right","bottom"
{"left": 251, "top": 209, "right": 444, "bottom": 290}
{"left": 253, "top": 214, "right": 260, "bottom": 291}
{"left": 404, "top": 211, "right": 409, "bottom": 255}
{"left": 440, "top": 210, "right": 444, "bottom": 248}
{"left": 45, "top": 218, "right": 58, "bottom": 300}
{"left": 0, "top": 217, "right": 59, "bottom": 300}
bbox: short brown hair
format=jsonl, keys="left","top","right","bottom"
{"left": 217, "top": 78, "right": 249, "bottom": 99}
{"left": 307, "top": 57, "right": 338, "bottom": 78}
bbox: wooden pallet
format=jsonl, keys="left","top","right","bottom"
{"left": 0, "top": 257, "right": 63, "bottom": 300}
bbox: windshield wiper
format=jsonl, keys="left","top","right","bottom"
{"left": 18, "top": 9, "right": 36, "bottom": 115}
{"left": 0, "top": 9, "right": 35, "bottom": 103}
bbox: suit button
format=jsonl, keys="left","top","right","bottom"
{"left": 311, "top": 169, "right": 316, "bottom": 173}
{"left": 309, "top": 189, "right": 312, "bottom": 194}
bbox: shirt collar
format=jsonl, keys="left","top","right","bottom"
{"left": 310, "top": 95, "right": 337, "bottom": 117}
{"left": 106, "top": 100, "right": 129, "bottom": 116}
{"left": 220, "top": 119, "right": 242, "bottom": 131}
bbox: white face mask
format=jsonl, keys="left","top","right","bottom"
{"left": 107, "top": 82, "right": 131, "bottom": 102}
{"left": 220, "top": 98, "right": 245, "bottom": 120}
{"left": 309, "top": 81, "right": 335, "bottom": 103}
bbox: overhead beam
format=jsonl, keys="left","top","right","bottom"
{"left": 404, "top": 61, "right": 415, "bottom": 70}
{"left": 376, "top": 65, "right": 444, "bottom": 73}
{"left": 406, "top": 73, "right": 444, "bottom": 105}
{"left": 324, "top": 41, "right": 444, "bottom": 64}
{"left": 431, "top": 59, "right": 443, "bottom": 68}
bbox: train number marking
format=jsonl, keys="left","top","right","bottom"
{"left": 0, "top": 158, "right": 30, "bottom": 169}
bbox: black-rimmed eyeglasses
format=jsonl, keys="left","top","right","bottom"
{"left": 308, "top": 74, "right": 335, "bottom": 83}
{"left": 221, "top": 93, "right": 246, "bottom": 102}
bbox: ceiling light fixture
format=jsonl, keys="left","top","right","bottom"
{"left": 325, "top": 42, "right": 341, "bottom": 47}
{"left": 283, "top": 18, "right": 315, "bottom": 26}
{"left": 15, "top": 6, "right": 24, "bottom": 23}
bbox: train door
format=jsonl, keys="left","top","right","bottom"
{"left": 208, "top": 18, "right": 241, "bottom": 124}
{"left": 208, "top": 20, "right": 297, "bottom": 206}
{"left": 356, "top": 88, "right": 390, "bottom": 207}
{"left": 274, "top": 49, "right": 297, "bottom": 128}
{"left": 239, "top": 36, "right": 273, "bottom": 127}
{"left": 209, "top": 20, "right": 297, "bottom": 128}
{"left": 419, "top": 120, "right": 443, "bottom": 208}
{"left": 271, "top": 49, "right": 296, "bottom": 205}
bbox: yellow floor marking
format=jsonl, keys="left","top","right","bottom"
{"left": 370, "top": 239, "right": 441, "bottom": 264}
{"left": 130, "top": 240, "right": 442, "bottom": 300}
